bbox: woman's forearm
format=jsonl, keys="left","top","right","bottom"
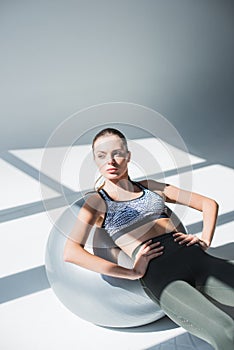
{"left": 63, "top": 240, "right": 138, "bottom": 280}
{"left": 200, "top": 198, "right": 219, "bottom": 247}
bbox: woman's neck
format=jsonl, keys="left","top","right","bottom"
{"left": 104, "top": 177, "right": 136, "bottom": 194}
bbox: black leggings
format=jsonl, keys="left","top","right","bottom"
{"left": 132, "top": 232, "right": 234, "bottom": 350}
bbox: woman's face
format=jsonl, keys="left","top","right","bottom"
{"left": 93, "top": 134, "right": 131, "bottom": 180}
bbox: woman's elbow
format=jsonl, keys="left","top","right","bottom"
{"left": 63, "top": 247, "right": 72, "bottom": 263}
{"left": 208, "top": 198, "right": 219, "bottom": 213}
{"left": 202, "top": 198, "right": 219, "bottom": 213}
{"left": 63, "top": 241, "right": 84, "bottom": 263}
{"left": 211, "top": 199, "right": 219, "bottom": 210}
{"left": 63, "top": 241, "right": 75, "bottom": 263}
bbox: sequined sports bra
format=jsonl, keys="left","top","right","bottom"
{"left": 98, "top": 181, "right": 169, "bottom": 242}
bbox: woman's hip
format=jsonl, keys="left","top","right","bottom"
{"left": 131, "top": 231, "right": 192, "bottom": 260}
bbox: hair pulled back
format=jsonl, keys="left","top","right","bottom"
{"left": 92, "top": 128, "right": 128, "bottom": 152}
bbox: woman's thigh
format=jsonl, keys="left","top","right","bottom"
{"left": 193, "top": 253, "right": 234, "bottom": 306}
{"left": 159, "top": 280, "right": 234, "bottom": 350}
{"left": 140, "top": 247, "right": 195, "bottom": 302}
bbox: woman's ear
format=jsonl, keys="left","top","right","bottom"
{"left": 127, "top": 151, "right": 131, "bottom": 162}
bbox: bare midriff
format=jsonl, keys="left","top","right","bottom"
{"left": 96, "top": 217, "right": 179, "bottom": 258}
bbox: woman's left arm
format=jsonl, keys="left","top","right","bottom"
{"left": 162, "top": 183, "right": 219, "bottom": 249}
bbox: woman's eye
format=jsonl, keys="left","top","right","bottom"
{"left": 114, "top": 151, "right": 123, "bottom": 157}
{"left": 97, "top": 154, "right": 105, "bottom": 159}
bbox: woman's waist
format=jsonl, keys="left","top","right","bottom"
{"left": 131, "top": 231, "right": 179, "bottom": 259}
{"left": 114, "top": 218, "right": 180, "bottom": 258}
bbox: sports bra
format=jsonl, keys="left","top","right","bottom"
{"left": 98, "top": 181, "right": 169, "bottom": 242}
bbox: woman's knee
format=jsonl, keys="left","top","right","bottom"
{"left": 211, "top": 325, "right": 234, "bottom": 350}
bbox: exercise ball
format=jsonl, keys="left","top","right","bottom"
{"left": 45, "top": 196, "right": 186, "bottom": 328}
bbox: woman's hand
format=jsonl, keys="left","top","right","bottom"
{"left": 132, "top": 240, "right": 164, "bottom": 279}
{"left": 173, "top": 232, "right": 209, "bottom": 251}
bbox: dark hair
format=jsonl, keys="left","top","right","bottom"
{"left": 92, "top": 127, "right": 129, "bottom": 153}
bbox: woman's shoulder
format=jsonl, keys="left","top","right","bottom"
{"left": 83, "top": 190, "right": 106, "bottom": 214}
{"left": 137, "top": 179, "right": 169, "bottom": 191}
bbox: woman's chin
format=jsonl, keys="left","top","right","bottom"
{"left": 106, "top": 175, "right": 120, "bottom": 181}
{"left": 105, "top": 173, "right": 128, "bottom": 182}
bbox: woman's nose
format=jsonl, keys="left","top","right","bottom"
{"left": 107, "top": 155, "right": 115, "bottom": 164}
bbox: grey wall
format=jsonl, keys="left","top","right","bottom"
{"left": 1, "top": 0, "right": 233, "bottom": 167}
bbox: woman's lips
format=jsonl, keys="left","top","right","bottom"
{"left": 107, "top": 168, "right": 117, "bottom": 172}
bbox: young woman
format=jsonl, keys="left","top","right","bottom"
{"left": 64, "top": 128, "right": 234, "bottom": 350}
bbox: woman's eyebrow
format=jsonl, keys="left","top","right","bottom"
{"left": 96, "top": 148, "right": 123, "bottom": 153}
{"left": 96, "top": 150, "right": 106, "bottom": 154}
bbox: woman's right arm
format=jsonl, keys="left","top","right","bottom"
{"left": 63, "top": 194, "right": 162, "bottom": 280}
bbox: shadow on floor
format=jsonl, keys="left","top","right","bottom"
{"left": 144, "top": 331, "right": 213, "bottom": 349}
{"left": 101, "top": 315, "right": 179, "bottom": 333}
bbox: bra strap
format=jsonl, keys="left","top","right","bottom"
{"left": 131, "top": 180, "right": 147, "bottom": 190}
{"left": 98, "top": 188, "right": 110, "bottom": 202}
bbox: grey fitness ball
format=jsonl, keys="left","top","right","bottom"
{"left": 45, "top": 197, "right": 186, "bottom": 328}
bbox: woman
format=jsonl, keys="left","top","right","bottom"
{"left": 64, "top": 128, "right": 234, "bottom": 350}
